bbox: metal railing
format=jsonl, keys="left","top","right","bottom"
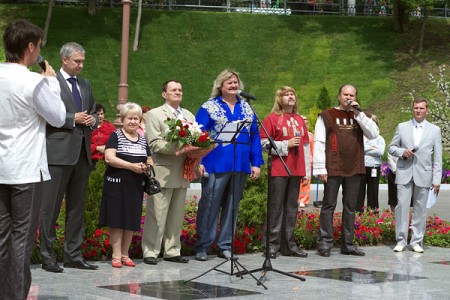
{"left": 17, "top": 0, "right": 450, "bottom": 18}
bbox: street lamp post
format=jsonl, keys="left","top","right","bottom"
{"left": 115, "top": 0, "right": 132, "bottom": 127}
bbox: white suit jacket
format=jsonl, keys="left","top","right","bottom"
{"left": 388, "top": 119, "right": 442, "bottom": 187}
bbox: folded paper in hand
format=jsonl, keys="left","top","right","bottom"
{"left": 426, "top": 187, "right": 437, "bottom": 208}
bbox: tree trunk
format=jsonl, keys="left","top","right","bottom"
{"left": 393, "top": 0, "right": 409, "bottom": 33}
{"left": 418, "top": 8, "right": 429, "bottom": 54}
{"left": 42, "top": 0, "right": 54, "bottom": 47}
{"left": 133, "top": 0, "right": 143, "bottom": 51}
{"left": 88, "top": 0, "right": 96, "bottom": 16}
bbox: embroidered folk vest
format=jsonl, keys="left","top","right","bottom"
{"left": 320, "top": 108, "right": 365, "bottom": 177}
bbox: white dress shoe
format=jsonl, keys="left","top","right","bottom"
{"left": 393, "top": 244, "right": 405, "bottom": 252}
{"left": 411, "top": 244, "right": 424, "bottom": 253}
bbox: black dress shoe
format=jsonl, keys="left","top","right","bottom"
{"left": 341, "top": 249, "right": 365, "bottom": 256}
{"left": 144, "top": 257, "right": 157, "bottom": 265}
{"left": 317, "top": 249, "right": 331, "bottom": 257}
{"left": 42, "top": 262, "right": 63, "bottom": 273}
{"left": 164, "top": 256, "right": 189, "bottom": 263}
{"left": 283, "top": 250, "right": 308, "bottom": 258}
{"left": 63, "top": 260, "right": 98, "bottom": 270}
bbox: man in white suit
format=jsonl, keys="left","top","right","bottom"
{"left": 141, "top": 80, "right": 194, "bottom": 264}
{"left": 388, "top": 97, "right": 442, "bottom": 253}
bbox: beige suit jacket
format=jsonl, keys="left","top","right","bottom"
{"left": 145, "top": 104, "right": 195, "bottom": 188}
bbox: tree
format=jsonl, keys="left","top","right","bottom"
{"left": 393, "top": 0, "right": 435, "bottom": 54}
{"left": 133, "top": 0, "right": 143, "bottom": 51}
{"left": 317, "top": 87, "right": 331, "bottom": 110}
{"left": 42, "top": 0, "right": 54, "bottom": 47}
{"left": 88, "top": 0, "right": 96, "bottom": 16}
{"left": 409, "top": 65, "right": 450, "bottom": 152}
{"left": 427, "top": 65, "right": 450, "bottom": 152}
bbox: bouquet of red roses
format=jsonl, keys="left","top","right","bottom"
{"left": 164, "top": 118, "right": 215, "bottom": 181}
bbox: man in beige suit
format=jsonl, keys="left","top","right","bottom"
{"left": 141, "top": 80, "right": 194, "bottom": 264}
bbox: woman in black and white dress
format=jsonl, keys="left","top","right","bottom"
{"left": 99, "top": 102, "right": 152, "bottom": 268}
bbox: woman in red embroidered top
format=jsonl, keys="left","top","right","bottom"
{"left": 91, "top": 103, "right": 116, "bottom": 168}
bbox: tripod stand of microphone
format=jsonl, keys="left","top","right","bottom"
{"left": 184, "top": 117, "right": 267, "bottom": 289}
{"left": 234, "top": 96, "right": 306, "bottom": 284}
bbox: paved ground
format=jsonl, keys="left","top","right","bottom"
{"left": 29, "top": 245, "right": 450, "bottom": 299}
{"left": 26, "top": 184, "right": 450, "bottom": 299}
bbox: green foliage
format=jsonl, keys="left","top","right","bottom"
{"left": 239, "top": 163, "right": 268, "bottom": 228}
{"left": 85, "top": 161, "right": 106, "bottom": 237}
{"left": 317, "top": 86, "right": 331, "bottom": 110}
{"left": 0, "top": 4, "right": 402, "bottom": 121}
{"left": 294, "top": 210, "right": 320, "bottom": 249}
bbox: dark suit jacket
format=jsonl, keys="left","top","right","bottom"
{"left": 46, "top": 71, "right": 97, "bottom": 165}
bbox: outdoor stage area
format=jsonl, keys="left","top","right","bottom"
{"left": 28, "top": 185, "right": 450, "bottom": 299}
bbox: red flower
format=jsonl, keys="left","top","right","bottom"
{"left": 179, "top": 130, "right": 187, "bottom": 137}
{"left": 198, "top": 134, "right": 208, "bottom": 143}
{"left": 94, "top": 229, "right": 103, "bottom": 238}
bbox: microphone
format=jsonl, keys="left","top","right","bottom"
{"left": 294, "top": 130, "right": 300, "bottom": 155}
{"left": 237, "top": 90, "right": 256, "bottom": 101}
{"left": 346, "top": 99, "right": 362, "bottom": 112}
{"left": 37, "top": 55, "right": 46, "bottom": 72}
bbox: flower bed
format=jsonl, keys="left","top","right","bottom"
{"left": 32, "top": 199, "right": 450, "bottom": 263}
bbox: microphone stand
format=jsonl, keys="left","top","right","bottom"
{"left": 234, "top": 97, "right": 305, "bottom": 284}
{"left": 185, "top": 119, "right": 267, "bottom": 289}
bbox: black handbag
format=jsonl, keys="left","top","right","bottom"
{"left": 144, "top": 165, "right": 161, "bottom": 195}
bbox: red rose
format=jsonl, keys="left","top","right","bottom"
{"left": 198, "top": 135, "right": 207, "bottom": 143}
{"left": 179, "top": 130, "right": 187, "bottom": 137}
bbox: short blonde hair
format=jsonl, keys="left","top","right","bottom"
{"left": 271, "top": 86, "right": 298, "bottom": 115}
{"left": 210, "top": 69, "right": 244, "bottom": 98}
{"left": 120, "top": 102, "right": 142, "bottom": 121}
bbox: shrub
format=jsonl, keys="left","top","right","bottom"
{"left": 317, "top": 86, "right": 331, "bottom": 110}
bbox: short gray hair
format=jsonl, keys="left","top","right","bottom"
{"left": 120, "top": 102, "right": 142, "bottom": 121}
{"left": 60, "top": 42, "right": 85, "bottom": 59}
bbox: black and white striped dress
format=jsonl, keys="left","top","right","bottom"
{"left": 98, "top": 129, "right": 150, "bottom": 231}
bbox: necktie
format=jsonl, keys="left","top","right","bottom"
{"left": 174, "top": 108, "right": 181, "bottom": 118}
{"left": 67, "top": 77, "right": 82, "bottom": 111}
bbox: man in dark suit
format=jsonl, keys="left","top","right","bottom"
{"left": 39, "top": 42, "right": 98, "bottom": 272}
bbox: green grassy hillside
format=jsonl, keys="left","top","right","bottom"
{"left": 1, "top": 4, "right": 449, "bottom": 148}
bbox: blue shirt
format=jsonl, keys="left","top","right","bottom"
{"left": 196, "top": 96, "right": 264, "bottom": 174}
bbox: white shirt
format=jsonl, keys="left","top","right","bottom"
{"left": 0, "top": 63, "right": 65, "bottom": 184}
{"left": 166, "top": 103, "right": 183, "bottom": 120}
{"left": 412, "top": 119, "right": 424, "bottom": 148}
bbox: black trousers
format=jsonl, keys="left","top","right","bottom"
{"left": 356, "top": 166, "right": 380, "bottom": 213}
{"left": 0, "top": 181, "right": 42, "bottom": 300}
{"left": 317, "top": 174, "right": 362, "bottom": 252}
{"left": 262, "top": 176, "right": 301, "bottom": 255}
{"left": 39, "top": 146, "right": 91, "bottom": 264}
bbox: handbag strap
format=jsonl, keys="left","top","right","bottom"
{"left": 144, "top": 165, "right": 156, "bottom": 178}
